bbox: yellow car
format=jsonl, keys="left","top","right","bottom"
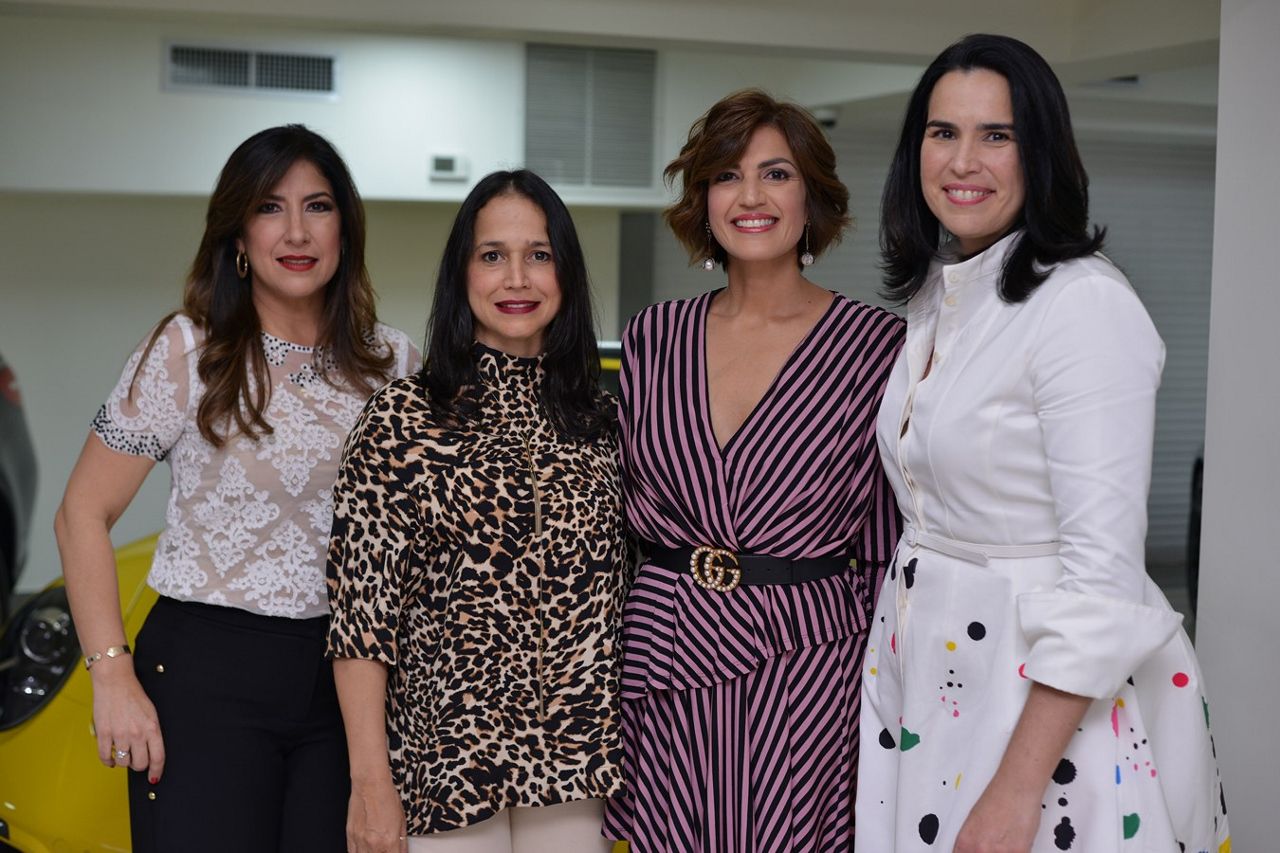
{"left": 0, "top": 534, "right": 158, "bottom": 852}
{"left": 0, "top": 346, "right": 628, "bottom": 851}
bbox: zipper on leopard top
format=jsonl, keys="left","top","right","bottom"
{"left": 523, "top": 435, "right": 547, "bottom": 718}
{"left": 536, "top": 621, "right": 546, "bottom": 720}
{"left": 523, "top": 436, "right": 543, "bottom": 537}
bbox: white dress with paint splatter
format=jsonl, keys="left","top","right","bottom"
{"left": 856, "top": 232, "right": 1230, "bottom": 853}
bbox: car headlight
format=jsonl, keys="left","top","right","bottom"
{"left": 0, "top": 586, "right": 80, "bottom": 730}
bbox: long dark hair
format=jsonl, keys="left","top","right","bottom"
{"left": 880, "top": 33, "right": 1105, "bottom": 303}
{"left": 422, "top": 170, "right": 610, "bottom": 440}
{"left": 138, "top": 124, "right": 392, "bottom": 446}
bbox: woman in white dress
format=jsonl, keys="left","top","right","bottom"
{"left": 54, "top": 125, "right": 419, "bottom": 852}
{"left": 855, "top": 34, "right": 1229, "bottom": 853}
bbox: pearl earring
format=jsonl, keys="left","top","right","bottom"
{"left": 800, "top": 222, "right": 815, "bottom": 267}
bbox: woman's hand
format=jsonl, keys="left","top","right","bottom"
{"left": 332, "top": 657, "right": 402, "bottom": 853}
{"left": 952, "top": 777, "right": 1041, "bottom": 853}
{"left": 89, "top": 657, "right": 166, "bottom": 780}
{"left": 347, "top": 775, "right": 407, "bottom": 853}
{"left": 953, "top": 682, "right": 1092, "bottom": 853}
{"left": 55, "top": 435, "right": 159, "bottom": 778}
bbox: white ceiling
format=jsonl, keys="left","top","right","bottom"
{"left": 6, "top": 0, "right": 1218, "bottom": 66}
{"left": 4, "top": 0, "right": 1221, "bottom": 138}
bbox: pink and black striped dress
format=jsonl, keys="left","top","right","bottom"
{"left": 602, "top": 291, "right": 905, "bottom": 852}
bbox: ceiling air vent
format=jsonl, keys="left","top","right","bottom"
{"left": 166, "top": 44, "right": 337, "bottom": 96}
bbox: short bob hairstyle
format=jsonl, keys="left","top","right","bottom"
{"left": 143, "top": 124, "right": 391, "bottom": 447}
{"left": 422, "top": 169, "right": 611, "bottom": 440}
{"left": 664, "top": 89, "right": 851, "bottom": 270}
{"left": 881, "top": 33, "right": 1105, "bottom": 304}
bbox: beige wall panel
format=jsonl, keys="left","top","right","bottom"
{"left": 1195, "top": 0, "right": 1280, "bottom": 847}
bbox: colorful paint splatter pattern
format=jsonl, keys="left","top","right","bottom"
{"left": 858, "top": 546, "right": 1231, "bottom": 851}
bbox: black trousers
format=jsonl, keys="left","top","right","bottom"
{"left": 128, "top": 596, "right": 349, "bottom": 853}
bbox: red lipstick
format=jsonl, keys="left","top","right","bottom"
{"left": 277, "top": 255, "right": 318, "bottom": 271}
{"left": 495, "top": 300, "right": 539, "bottom": 314}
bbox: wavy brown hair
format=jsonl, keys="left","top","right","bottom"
{"left": 137, "top": 125, "right": 393, "bottom": 446}
{"left": 664, "top": 89, "right": 851, "bottom": 270}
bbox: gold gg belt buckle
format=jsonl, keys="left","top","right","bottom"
{"left": 690, "top": 546, "right": 742, "bottom": 593}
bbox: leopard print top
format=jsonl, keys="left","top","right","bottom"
{"left": 327, "top": 345, "right": 630, "bottom": 834}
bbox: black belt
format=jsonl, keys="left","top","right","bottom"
{"left": 642, "top": 542, "right": 851, "bottom": 593}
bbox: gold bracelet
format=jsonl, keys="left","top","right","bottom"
{"left": 84, "top": 645, "right": 132, "bottom": 671}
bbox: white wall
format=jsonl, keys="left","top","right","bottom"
{"left": 0, "top": 8, "right": 930, "bottom": 208}
{"left": 11, "top": 0, "right": 1078, "bottom": 66}
{"left": 0, "top": 11, "right": 525, "bottom": 200}
{"left": 1195, "top": 0, "right": 1280, "bottom": 848}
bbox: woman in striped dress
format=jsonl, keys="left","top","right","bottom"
{"left": 602, "top": 90, "right": 904, "bottom": 852}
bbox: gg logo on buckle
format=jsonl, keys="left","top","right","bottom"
{"left": 690, "top": 546, "right": 742, "bottom": 593}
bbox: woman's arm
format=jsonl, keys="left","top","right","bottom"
{"left": 327, "top": 384, "right": 421, "bottom": 852}
{"left": 953, "top": 683, "right": 1091, "bottom": 853}
{"left": 957, "top": 270, "right": 1174, "bottom": 852}
{"left": 54, "top": 433, "right": 162, "bottom": 779}
{"left": 333, "top": 658, "right": 406, "bottom": 853}
{"left": 56, "top": 318, "right": 192, "bottom": 782}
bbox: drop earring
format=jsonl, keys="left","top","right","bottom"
{"left": 702, "top": 221, "right": 716, "bottom": 271}
{"left": 800, "top": 222, "right": 815, "bottom": 267}
{"left": 236, "top": 250, "right": 250, "bottom": 279}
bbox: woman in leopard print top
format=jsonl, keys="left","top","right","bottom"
{"left": 328, "top": 170, "right": 628, "bottom": 852}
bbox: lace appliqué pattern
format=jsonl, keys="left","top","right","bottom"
{"left": 228, "top": 520, "right": 324, "bottom": 617}
{"left": 92, "top": 317, "right": 419, "bottom": 619}
{"left": 244, "top": 386, "right": 341, "bottom": 498}
{"left": 150, "top": 521, "right": 208, "bottom": 597}
{"left": 300, "top": 487, "right": 335, "bottom": 535}
{"left": 194, "top": 456, "right": 282, "bottom": 577}
{"left": 170, "top": 431, "right": 214, "bottom": 500}
{"left": 292, "top": 361, "right": 366, "bottom": 431}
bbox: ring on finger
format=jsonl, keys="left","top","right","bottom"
{"left": 114, "top": 747, "right": 130, "bottom": 760}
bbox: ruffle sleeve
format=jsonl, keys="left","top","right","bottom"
{"left": 1018, "top": 269, "right": 1184, "bottom": 699}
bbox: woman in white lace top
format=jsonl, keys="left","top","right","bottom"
{"left": 54, "top": 125, "right": 419, "bottom": 853}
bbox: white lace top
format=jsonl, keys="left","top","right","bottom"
{"left": 93, "top": 314, "right": 420, "bottom": 619}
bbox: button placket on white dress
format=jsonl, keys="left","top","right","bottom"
{"left": 892, "top": 262, "right": 975, "bottom": 678}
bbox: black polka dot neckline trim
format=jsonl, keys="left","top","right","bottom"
{"left": 262, "top": 331, "right": 314, "bottom": 366}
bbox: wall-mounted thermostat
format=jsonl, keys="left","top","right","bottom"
{"left": 429, "top": 154, "right": 469, "bottom": 182}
